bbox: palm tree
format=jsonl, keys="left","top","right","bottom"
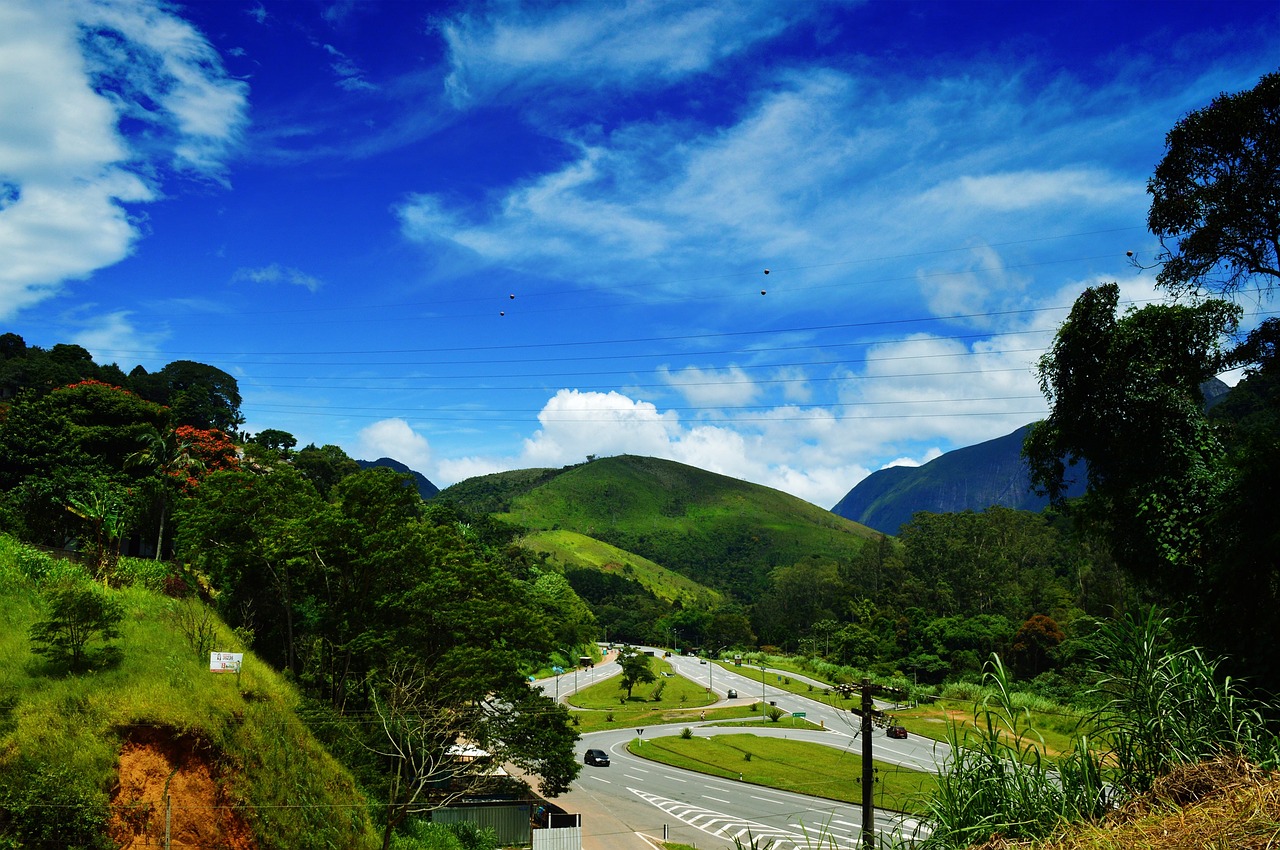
{"left": 127, "top": 427, "right": 204, "bottom": 559}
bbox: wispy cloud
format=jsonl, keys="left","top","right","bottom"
{"left": 397, "top": 65, "right": 1158, "bottom": 309}
{"left": 440, "top": 0, "right": 807, "bottom": 106}
{"left": 323, "top": 43, "right": 377, "bottom": 92}
{"left": 70, "top": 310, "right": 167, "bottom": 369}
{"left": 232, "top": 263, "right": 323, "bottom": 293}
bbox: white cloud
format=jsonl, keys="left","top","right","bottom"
{"left": 70, "top": 310, "right": 166, "bottom": 367}
{"left": 920, "top": 168, "right": 1143, "bottom": 213}
{"left": 661, "top": 365, "right": 759, "bottom": 407}
{"left": 882, "top": 449, "right": 944, "bottom": 470}
{"left": 357, "top": 418, "right": 433, "bottom": 471}
{"left": 436, "top": 388, "right": 940, "bottom": 508}
{"left": 80, "top": 0, "right": 248, "bottom": 177}
{"left": 0, "top": 0, "right": 247, "bottom": 320}
{"left": 232, "top": 263, "right": 323, "bottom": 293}
{"left": 441, "top": 1, "right": 800, "bottom": 106}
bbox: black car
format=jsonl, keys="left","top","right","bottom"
{"left": 726, "top": 688, "right": 737, "bottom": 699}
{"left": 887, "top": 725, "right": 908, "bottom": 739}
{"left": 584, "top": 748, "right": 610, "bottom": 766}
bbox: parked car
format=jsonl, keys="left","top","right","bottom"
{"left": 584, "top": 748, "right": 610, "bottom": 766}
{"left": 887, "top": 725, "right": 908, "bottom": 739}
{"left": 726, "top": 688, "right": 737, "bottom": 699}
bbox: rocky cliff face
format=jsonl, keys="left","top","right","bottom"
{"left": 830, "top": 425, "right": 1086, "bottom": 535}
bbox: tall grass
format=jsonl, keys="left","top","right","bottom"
{"left": 920, "top": 609, "right": 1280, "bottom": 849}
{"left": 1087, "top": 607, "right": 1277, "bottom": 793}
{"left": 921, "top": 656, "right": 1106, "bottom": 849}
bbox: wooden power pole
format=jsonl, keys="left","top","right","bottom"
{"left": 835, "top": 678, "right": 911, "bottom": 850}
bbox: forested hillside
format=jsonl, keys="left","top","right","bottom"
{"left": 0, "top": 343, "right": 585, "bottom": 849}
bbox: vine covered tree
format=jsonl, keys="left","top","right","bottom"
{"left": 1147, "top": 70, "right": 1280, "bottom": 296}
{"left": 1024, "top": 283, "right": 1241, "bottom": 593}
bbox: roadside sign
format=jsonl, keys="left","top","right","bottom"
{"left": 209, "top": 651, "right": 242, "bottom": 673}
{"left": 792, "top": 711, "right": 806, "bottom": 718}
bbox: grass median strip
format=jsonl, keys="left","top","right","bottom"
{"left": 628, "top": 732, "right": 936, "bottom": 815}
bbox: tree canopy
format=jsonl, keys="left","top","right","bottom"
{"left": 1147, "top": 70, "right": 1280, "bottom": 296}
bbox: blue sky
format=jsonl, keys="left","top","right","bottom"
{"left": 2, "top": 0, "right": 1277, "bottom": 508}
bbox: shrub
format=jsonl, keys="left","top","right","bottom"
{"left": 28, "top": 582, "right": 125, "bottom": 672}
{"left": 0, "top": 760, "right": 111, "bottom": 850}
{"left": 680, "top": 727, "right": 693, "bottom": 739}
{"left": 114, "top": 556, "right": 169, "bottom": 592}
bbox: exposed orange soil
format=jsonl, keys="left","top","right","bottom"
{"left": 109, "top": 727, "right": 256, "bottom": 850}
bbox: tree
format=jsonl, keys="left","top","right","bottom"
{"left": 294, "top": 443, "right": 362, "bottom": 498}
{"left": 29, "top": 583, "right": 125, "bottom": 671}
{"left": 364, "top": 664, "right": 510, "bottom": 850}
{"left": 134, "top": 361, "right": 243, "bottom": 433}
{"left": 127, "top": 427, "right": 204, "bottom": 559}
{"left": 1024, "top": 283, "right": 1241, "bottom": 591}
{"left": 616, "top": 646, "right": 656, "bottom": 699}
{"left": 249, "top": 428, "right": 297, "bottom": 453}
{"left": 1011, "top": 614, "right": 1065, "bottom": 679}
{"left": 1147, "top": 71, "right": 1280, "bottom": 297}
{"left": 175, "top": 465, "right": 326, "bottom": 675}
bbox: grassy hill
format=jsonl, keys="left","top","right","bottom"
{"left": 0, "top": 536, "right": 378, "bottom": 849}
{"left": 520, "top": 529, "right": 721, "bottom": 607}
{"left": 443, "top": 455, "right": 880, "bottom": 599}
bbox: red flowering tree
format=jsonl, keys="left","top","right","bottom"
{"left": 128, "top": 425, "right": 239, "bottom": 559}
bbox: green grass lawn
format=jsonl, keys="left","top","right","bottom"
{"left": 715, "top": 660, "right": 1091, "bottom": 758}
{"left": 569, "top": 657, "right": 717, "bottom": 709}
{"left": 629, "top": 732, "right": 937, "bottom": 815}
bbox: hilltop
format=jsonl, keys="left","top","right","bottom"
{"left": 440, "top": 454, "right": 881, "bottom": 599}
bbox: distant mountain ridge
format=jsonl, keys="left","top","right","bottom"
{"left": 830, "top": 425, "right": 1086, "bottom": 536}
{"left": 355, "top": 457, "right": 439, "bottom": 499}
{"left": 832, "top": 378, "right": 1231, "bottom": 536}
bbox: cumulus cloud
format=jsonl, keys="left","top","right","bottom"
{"left": 357, "top": 418, "right": 433, "bottom": 472}
{"left": 232, "top": 263, "right": 323, "bottom": 293}
{"left": 660, "top": 365, "right": 760, "bottom": 407}
{"left": 0, "top": 0, "right": 247, "bottom": 320}
{"left": 436, "top": 388, "right": 913, "bottom": 508}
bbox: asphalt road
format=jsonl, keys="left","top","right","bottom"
{"left": 534, "top": 650, "right": 945, "bottom": 849}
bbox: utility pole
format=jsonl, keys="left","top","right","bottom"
{"left": 834, "top": 678, "right": 910, "bottom": 850}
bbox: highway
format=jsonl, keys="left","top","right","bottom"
{"left": 534, "top": 650, "right": 945, "bottom": 849}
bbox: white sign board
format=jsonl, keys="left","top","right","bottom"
{"left": 209, "top": 651, "right": 243, "bottom": 673}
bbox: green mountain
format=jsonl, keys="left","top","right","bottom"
{"left": 440, "top": 455, "right": 880, "bottom": 599}
{"left": 520, "top": 528, "right": 722, "bottom": 607}
{"left": 355, "top": 456, "right": 440, "bottom": 498}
